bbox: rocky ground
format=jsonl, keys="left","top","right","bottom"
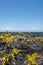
{"left": 0, "top": 32, "right": 43, "bottom": 65}
{"left": 0, "top": 41, "right": 43, "bottom": 65}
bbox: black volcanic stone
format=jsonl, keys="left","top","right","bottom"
{"left": 14, "top": 43, "right": 43, "bottom": 54}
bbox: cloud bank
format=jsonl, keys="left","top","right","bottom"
{"left": 0, "top": 26, "right": 42, "bottom": 32}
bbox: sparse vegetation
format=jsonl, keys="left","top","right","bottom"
{"left": 0, "top": 32, "right": 43, "bottom": 65}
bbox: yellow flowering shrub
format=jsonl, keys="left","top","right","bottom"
{"left": 26, "top": 52, "right": 38, "bottom": 65}
{"left": 13, "top": 48, "right": 22, "bottom": 55}
{"left": 2, "top": 54, "right": 14, "bottom": 65}
{"left": 0, "top": 33, "right": 14, "bottom": 43}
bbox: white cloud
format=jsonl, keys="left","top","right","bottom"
{"left": 5, "top": 27, "right": 11, "bottom": 31}
{"left": 30, "top": 27, "right": 39, "bottom": 30}
{"left": 0, "top": 26, "right": 12, "bottom": 31}
{"left": 0, "top": 26, "right": 42, "bottom": 32}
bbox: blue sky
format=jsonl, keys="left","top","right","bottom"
{"left": 0, "top": 0, "right": 43, "bottom": 32}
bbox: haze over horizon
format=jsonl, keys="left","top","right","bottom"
{"left": 0, "top": 0, "right": 43, "bottom": 32}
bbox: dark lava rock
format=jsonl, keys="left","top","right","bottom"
{"left": 16, "top": 54, "right": 26, "bottom": 65}
{"left": 15, "top": 43, "right": 43, "bottom": 54}
{"left": 0, "top": 42, "right": 43, "bottom": 65}
{"left": 37, "top": 58, "right": 43, "bottom": 65}
{"left": 0, "top": 62, "right": 2, "bottom": 65}
{"left": 0, "top": 42, "right": 6, "bottom": 46}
